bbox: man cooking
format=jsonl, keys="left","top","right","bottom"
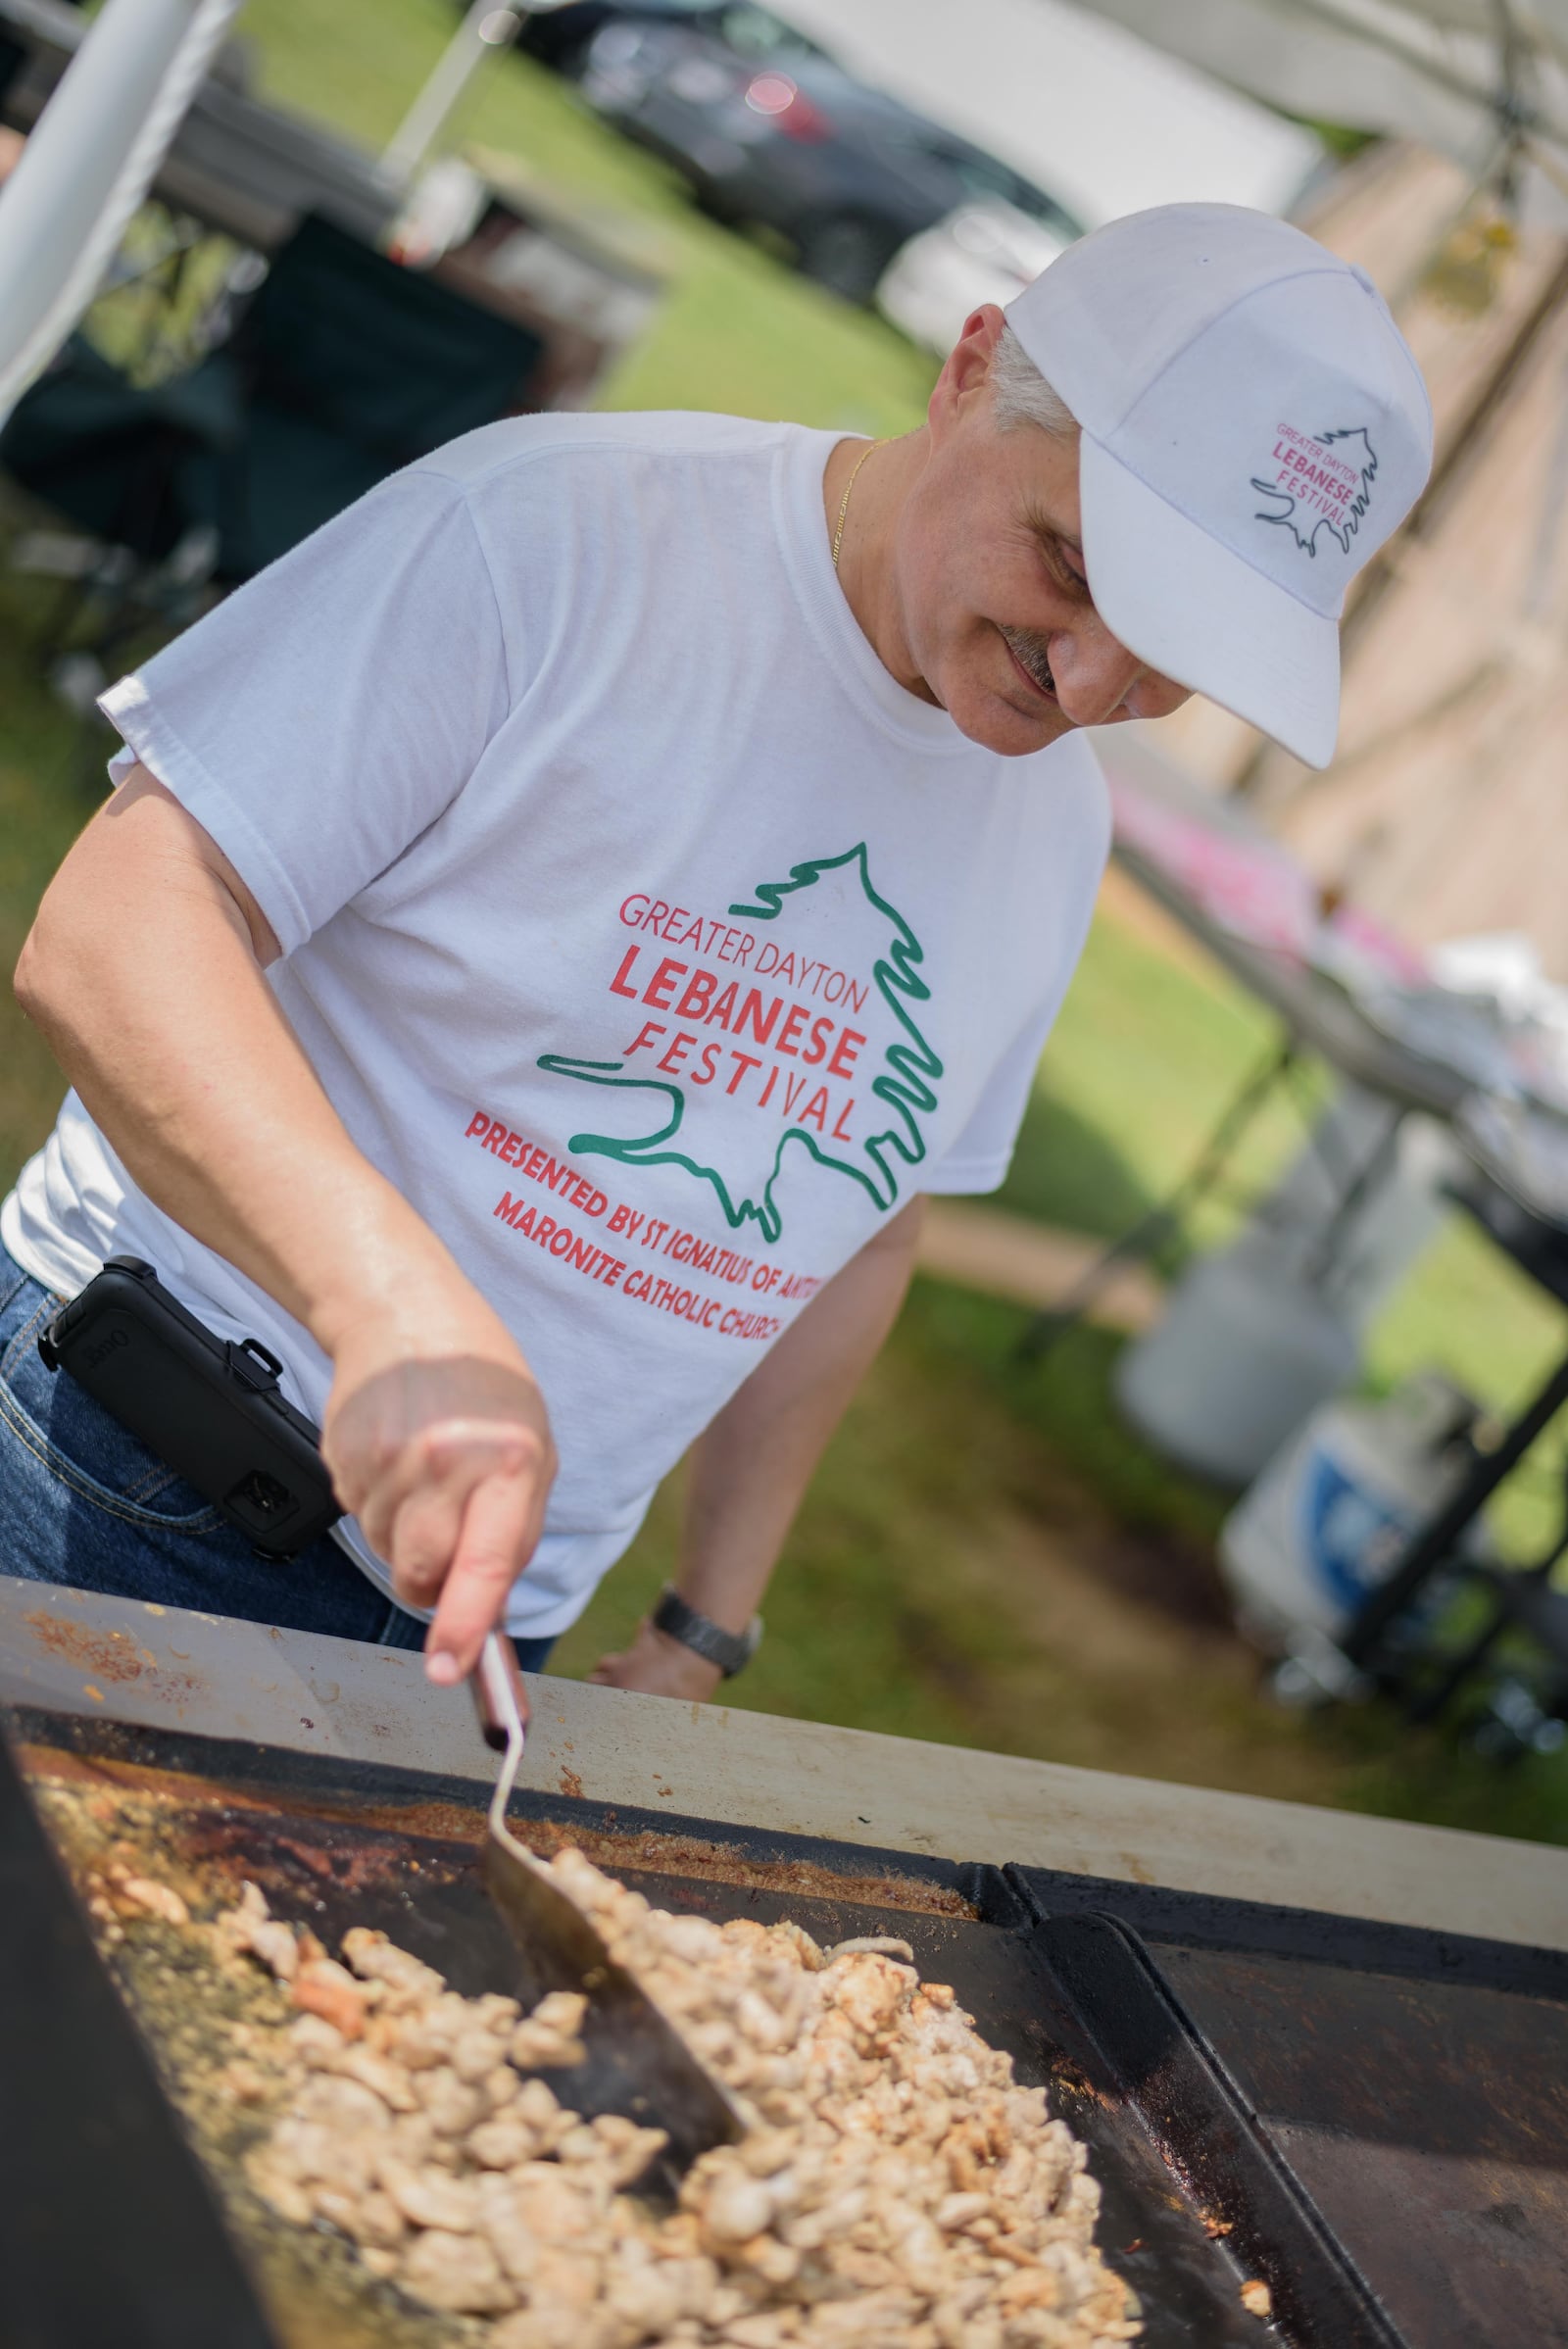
{"left": 2, "top": 204, "right": 1431, "bottom": 1700}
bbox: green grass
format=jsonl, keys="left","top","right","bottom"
{"left": 1, "top": 0, "right": 1563, "bottom": 1841}
{"left": 0, "top": 566, "right": 92, "bottom": 1185}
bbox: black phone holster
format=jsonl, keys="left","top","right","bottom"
{"left": 37, "top": 1257, "right": 341, "bottom": 1559}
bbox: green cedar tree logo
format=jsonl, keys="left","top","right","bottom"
{"left": 538, "top": 846, "right": 941, "bottom": 1244}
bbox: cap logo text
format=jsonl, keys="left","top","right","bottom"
{"left": 1250, "top": 424, "right": 1377, "bottom": 559}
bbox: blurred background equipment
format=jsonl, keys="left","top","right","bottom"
{"left": 1025, "top": 736, "right": 1466, "bottom": 1442}
{"left": 0, "top": 0, "right": 666, "bottom": 711}
{"left": 1077, "top": 727, "right": 1568, "bottom": 1747}
{"left": 1079, "top": 0, "right": 1568, "bottom": 224}
{"left": 1219, "top": 1371, "right": 1488, "bottom": 1653}
{"left": 1346, "top": 1160, "right": 1556, "bottom": 1746}
{"left": 3, "top": 213, "right": 543, "bottom": 586}
{"left": 382, "top": 0, "right": 529, "bottom": 187}
{"left": 0, "top": 0, "right": 244, "bottom": 422}
{"left": 876, "top": 198, "right": 1071, "bottom": 358}
{"left": 513, "top": 0, "right": 833, "bottom": 85}
{"left": 1, "top": 0, "right": 402, "bottom": 271}
{"left": 1113, "top": 1071, "right": 1462, "bottom": 1489}
{"left": 574, "top": 10, "right": 1084, "bottom": 301}
{"left": 779, "top": 0, "right": 1325, "bottom": 226}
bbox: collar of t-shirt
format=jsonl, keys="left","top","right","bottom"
{"left": 774, "top": 427, "right": 978, "bottom": 759}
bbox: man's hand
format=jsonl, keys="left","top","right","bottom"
{"left": 323, "top": 1328, "right": 556, "bottom": 1685}
{"left": 17, "top": 767, "right": 560, "bottom": 1684}
{"left": 588, "top": 1617, "right": 723, "bottom": 1700}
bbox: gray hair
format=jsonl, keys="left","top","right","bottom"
{"left": 990, "top": 320, "right": 1078, "bottom": 437}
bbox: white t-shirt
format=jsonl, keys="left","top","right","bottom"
{"left": 3, "top": 412, "right": 1109, "bottom": 1636}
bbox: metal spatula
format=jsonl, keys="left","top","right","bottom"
{"left": 468, "top": 1633, "right": 741, "bottom": 2181}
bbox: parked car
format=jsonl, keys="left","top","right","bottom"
{"left": 514, "top": 1, "right": 827, "bottom": 83}
{"left": 576, "top": 18, "right": 1082, "bottom": 303}
{"left": 876, "top": 199, "right": 1072, "bottom": 357}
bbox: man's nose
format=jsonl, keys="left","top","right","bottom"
{"left": 1048, "top": 622, "right": 1145, "bottom": 727}
{"left": 1050, "top": 623, "right": 1189, "bottom": 727}
{"left": 1125, "top": 666, "right": 1191, "bottom": 721}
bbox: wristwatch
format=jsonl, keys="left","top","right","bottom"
{"left": 651, "top": 1584, "right": 763, "bottom": 1678}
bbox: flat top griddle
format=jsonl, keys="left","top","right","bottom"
{"left": 5, "top": 1702, "right": 1566, "bottom": 2349}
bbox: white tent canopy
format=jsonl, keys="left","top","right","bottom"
{"left": 772, "top": 0, "right": 1322, "bottom": 229}
{"left": 1079, "top": 0, "right": 1568, "bottom": 214}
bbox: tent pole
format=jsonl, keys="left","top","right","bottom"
{"left": 381, "top": 3, "right": 526, "bottom": 191}
{"left": 0, "top": 0, "right": 242, "bottom": 425}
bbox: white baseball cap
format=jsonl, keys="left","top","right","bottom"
{"left": 1004, "top": 203, "right": 1433, "bottom": 768}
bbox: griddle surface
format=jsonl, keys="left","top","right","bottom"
{"left": 16, "top": 1709, "right": 1280, "bottom": 2347}
{"left": 24, "top": 1707, "right": 1565, "bottom": 2348}
{"left": 1157, "top": 1944, "right": 1568, "bottom": 2349}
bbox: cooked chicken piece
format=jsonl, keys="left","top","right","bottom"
{"left": 327, "top": 2042, "right": 418, "bottom": 2112}
{"left": 215, "top": 1882, "right": 300, "bottom": 1982}
{"left": 114, "top": 1873, "right": 192, "bottom": 1927}
{"left": 416, "top": 2062, "right": 490, "bottom": 2138}
{"left": 377, "top": 2158, "right": 484, "bottom": 2233}
{"left": 268, "top": 2114, "right": 351, "bottom": 2185}
{"left": 400, "top": 2224, "right": 517, "bottom": 2314}
{"left": 593, "top": 2114, "right": 669, "bottom": 2189}
{"left": 469, "top": 2112, "right": 539, "bottom": 2171}
{"left": 490, "top": 2311, "right": 595, "bottom": 2349}
{"left": 286, "top": 2011, "right": 346, "bottom": 2067}
{"left": 510, "top": 1992, "right": 590, "bottom": 2069}
{"left": 341, "top": 1927, "right": 446, "bottom": 2008}
{"left": 294, "top": 2073, "right": 387, "bottom": 2138}
{"left": 507, "top": 2162, "right": 599, "bottom": 2240}
{"left": 293, "top": 1956, "right": 370, "bottom": 2039}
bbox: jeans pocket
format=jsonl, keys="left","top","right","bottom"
{"left": 0, "top": 1289, "right": 224, "bottom": 1533}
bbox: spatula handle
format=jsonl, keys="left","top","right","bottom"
{"left": 470, "top": 1630, "right": 530, "bottom": 1754}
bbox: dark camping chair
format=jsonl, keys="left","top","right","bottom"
{"left": 174, "top": 212, "right": 545, "bottom": 580}
{"left": 2, "top": 213, "right": 543, "bottom": 700}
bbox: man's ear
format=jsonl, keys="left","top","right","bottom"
{"left": 928, "top": 303, "right": 1006, "bottom": 439}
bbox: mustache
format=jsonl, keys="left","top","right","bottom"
{"left": 999, "top": 624, "right": 1055, "bottom": 698}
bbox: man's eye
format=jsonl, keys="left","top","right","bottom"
{"left": 1049, "top": 542, "right": 1089, "bottom": 594}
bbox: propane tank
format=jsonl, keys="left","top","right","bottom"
{"left": 1115, "top": 1247, "right": 1359, "bottom": 1485}
{"left": 1218, "top": 1372, "right": 1487, "bottom": 1651}
{"left": 1113, "top": 1081, "right": 1458, "bottom": 1484}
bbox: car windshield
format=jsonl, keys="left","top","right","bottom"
{"left": 710, "top": 4, "right": 824, "bottom": 60}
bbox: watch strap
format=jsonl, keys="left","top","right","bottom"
{"left": 652, "top": 1585, "right": 763, "bottom": 1678}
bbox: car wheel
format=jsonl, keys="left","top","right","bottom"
{"left": 797, "top": 214, "right": 899, "bottom": 305}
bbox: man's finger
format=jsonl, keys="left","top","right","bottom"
{"left": 387, "top": 1474, "right": 468, "bottom": 1612}
{"left": 424, "top": 1470, "right": 540, "bottom": 1683}
{"left": 347, "top": 1414, "right": 538, "bottom": 1560}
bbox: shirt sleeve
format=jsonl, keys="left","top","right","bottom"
{"left": 917, "top": 997, "right": 1066, "bottom": 1198}
{"left": 98, "top": 465, "right": 511, "bottom": 956}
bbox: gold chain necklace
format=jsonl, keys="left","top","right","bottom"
{"left": 831, "top": 437, "right": 889, "bottom": 571}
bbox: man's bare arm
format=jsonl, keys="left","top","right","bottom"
{"left": 14, "top": 766, "right": 555, "bottom": 1678}
{"left": 591, "top": 1196, "right": 925, "bottom": 1696}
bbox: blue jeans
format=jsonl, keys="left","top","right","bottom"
{"left": 0, "top": 1242, "right": 555, "bottom": 1670}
